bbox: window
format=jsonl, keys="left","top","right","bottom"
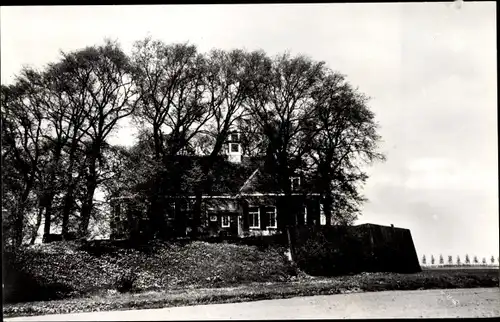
{"left": 167, "top": 202, "right": 176, "bottom": 219}
{"left": 291, "top": 177, "right": 300, "bottom": 190}
{"left": 230, "top": 143, "right": 240, "bottom": 153}
{"left": 182, "top": 201, "right": 193, "bottom": 211}
{"left": 209, "top": 215, "right": 217, "bottom": 222}
{"left": 266, "top": 206, "right": 277, "bottom": 228}
{"left": 249, "top": 206, "right": 260, "bottom": 228}
{"left": 320, "top": 204, "right": 326, "bottom": 225}
{"left": 222, "top": 215, "right": 230, "bottom": 228}
{"left": 114, "top": 203, "right": 121, "bottom": 217}
{"left": 303, "top": 205, "right": 308, "bottom": 225}
{"left": 181, "top": 200, "right": 195, "bottom": 220}
{"left": 231, "top": 133, "right": 239, "bottom": 141}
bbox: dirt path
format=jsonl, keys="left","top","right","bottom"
{"left": 5, "top": 288, "right": 500, "bottom": 320}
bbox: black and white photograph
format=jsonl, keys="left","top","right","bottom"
{"left": 1, "top": 2, "right": 498, "bottom": 320}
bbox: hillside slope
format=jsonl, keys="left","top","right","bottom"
{"left": 3, "top": 240, "right": 298, "bottom": 303}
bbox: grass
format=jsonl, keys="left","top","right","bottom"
{"left": 3, "top": 268, "right": 499, "bottom": 318}
{"left": 3, "top": 240, "right": 296, "bottom": 303}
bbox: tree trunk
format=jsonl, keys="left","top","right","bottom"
{"left": 14, "top": 184, "right": 32, "bottom": 247}
{"left": 61, "top": 140, "right": 79, "bottom": 239}
{"left": 191, "top": 152, "right": 219, "bottom": 239}
{"left": 191, "top": 191, "right": 203, "bottom": 239}
{"left": 13, "top": 208, "right": 24, "bottom": 247}
{"left": 286, "top": 227, "right": 296, "bottom": 263}
{"left": 79, "top": 178, "right": 97, "bottom": 239}
{"left": 61, "top": 185, "right": 74, "bottom": 238}
{"left": 146, "top": 128, "right": 168, "bottom": 241}
{"left": 78, "top": 152, "right": 98, "bottom": 239}
{"left": 30, "top": 207, "right": 43, "bottom": 245}
{"left": 171, "top": 161, "right": 184, "bottom": 238}
{"left": 145, "top": 172, "right": 169, "bottom": 241}
{"left": 42, "top": 149, "right": 62, "bottom": 242}
{"left": 148, "top": 190, "right": 162, "bottom": 240}
{"left": 324, "top": 194, "right": 333, "bottom": 226}
{"left": 192, "top": 170, "right": 213, "bottom": 239}
{"left": 43, "top": 201, "right": 53, "bottom": 241}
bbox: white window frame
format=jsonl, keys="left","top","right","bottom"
{"left": 266, "top": 206, "right": 277, "bottom": 229}
{"left": 230, "top": 143, "right": 240, "bottom": 153}
{"left": 291, "top": 176, "right": 301, "bottom": 190}
{"left": 320, "top": 203, "right": 326, "bottom": 225}
{"left": 221, "top": 215, "right": 230, "bottom": 228}
{"left": 248, "top": 206, "right": 260, "bottom": 229}
{"left": 230, "top": 133, "right": 240, "bottom": 141}
{"left": 183, "top": 200, "right": 193, "bottom": 212}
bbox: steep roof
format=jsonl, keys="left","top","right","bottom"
{"left": 159, "top": 155, "right": 263, "bottom": 196}
{"left": 238, "top": 168, "right": 278, "bottom": 194}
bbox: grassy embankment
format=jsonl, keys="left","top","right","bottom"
{"left": 3, "top": 240, "right": 499, "bottom": 317}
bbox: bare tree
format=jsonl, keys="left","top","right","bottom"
{"left": 190, "top": 49, "right": 254, "bottom": 236}
{"left": 308, "top": 71, "right": 385, "bottom": 225}
{"left": 131, "top": 39, "right": 210, "bottom": 239}
{"left": 42, "top": 60, "right": 95, "bottom": 239}
{"left": 244, "top": 51, "right": 325, "bottom": 229}
{"left": 52, "top": 40, "right": 139, "bottom": 238}
{"left": 1, "top": 68, "right": 49, "bottom": 246}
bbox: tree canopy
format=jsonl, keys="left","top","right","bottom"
{"left": 1, "top": 38, "right": 385, "bottom": 247}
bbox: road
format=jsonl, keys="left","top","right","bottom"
{"left": 5, "top": 288, "right": 500, "bottom": 320}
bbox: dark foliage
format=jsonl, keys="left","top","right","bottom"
{"left": 3, "top": 252, "right": 75, "bottom": 303}
{"left": 2, "top": 240, "right": 297, "bottom": 304}
{"left": 114, "top": 270, "right": 138, "bottom": 293}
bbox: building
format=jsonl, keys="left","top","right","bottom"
{"left": 110, "top": 132, "right": 327, "bottom": 239}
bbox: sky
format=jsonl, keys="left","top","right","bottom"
{"left": 1, "top": 3, "right": 498, "bottom": 261}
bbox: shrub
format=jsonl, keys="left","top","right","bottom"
{"left": 2, "top": 250, "right": 75, "bottom": 303}
{"left": 439, "top": 254, "right": 444, "bottom": 265}
{"left": 114, "top": 270, "right": 137, "bottom": 293}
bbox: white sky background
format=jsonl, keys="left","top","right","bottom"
{"left": 1, "top": 3, "right": 498, "bottom": 260}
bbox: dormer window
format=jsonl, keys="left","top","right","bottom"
{"left": 230, "top": 133, "right": 240, "bottom": 142}
{"left": 226, "top": 132, "right": 242, "bottom": 163}
{"left": 230, "top": 143, "right": 240, "bottom": 153}
{"left": 290, "top": 176, "right": 301, "bottom": 191}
